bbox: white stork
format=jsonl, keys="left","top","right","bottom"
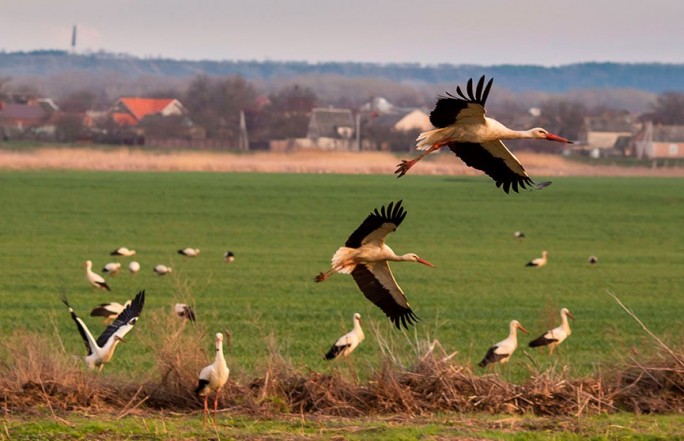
{"left": 588, "top": 255, "right": 598, "bottom": 264}
{"left": 102, "top": 262, "right": 122, "bottom": 275}
{"left": 90, "top": 300, "right": 131, "bottom": 323}
{"left": 110, "top": 247, "right": 136, "bottom": 257}
{"left": 195, "top": 332, "right": 230, "bottom": 429}
{"left": 314, "top": 200, "right": 435, "bottom": 330}
{"left": 478, "top": 319, "right": 528, "bottom": 368}
{"left": 526, "top": 250, "right": 549, "bottom": 268}
{"left": 395, "top": 76, "right": 572, "bottom": 193}
{"left": 129, "top": 261, "right": 141, "bottom": 274}
{"left": 61, "top": 290, "right": 145, "bottom": 371}
{"left": 529, "top": 308, "right": 575, "bottom": 355}
{"left": 224, "top": 251, "right": 235, "bottom": 263}
{"left": 153, "top": 264, "right": 173, "bottom": 275}
{"left": 85, "top": 260, "right": 111, "bottom": 291}
{"left": 175, "top": 303, "right": 196, "bottom": 322}
{"left": 324, "top": 313, "right": 364, "bottom": 360}
{"left": 178, "top": 248, "right": 200, "bottom": 257}
{"left": 514, "top": 231, "right": 525, "bottom": 239}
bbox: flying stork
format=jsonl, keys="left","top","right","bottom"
{"left": 324, "top": 313, "right": 364, "bottom": 360}
{"left": 195, "top": 332, "right": 230, "bottom": 429}
{"left": 314, "top": 200, "right": 435, "bottom": 330}
{"left": 478, "top": 319, "right": 529, "bottom": 368}
{"left": 61, "top": 290, "right": 145, "bottom": 371}
{"left": 395, "top": 75, "right": 572, "bottom": 193}
{"left": 85, "top": 260, "right": 111, "bottom": 291}
{"left": 529, "top": 308, "right": 575, "bottom": 355}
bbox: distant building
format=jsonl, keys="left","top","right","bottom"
{"left": 0, "top": 98, "right": 59, "bottom": 138}
{"left": 635, "top": 122, "right": 684, "bottom": 159}
{"left": 306, "top": 107, "right": 356, "bottom": 150}
{"left": 579, "top": 114, "right": 634, "bottom": 149}
{"left": 109, "top": 97, "right": 186, "bottom": 126}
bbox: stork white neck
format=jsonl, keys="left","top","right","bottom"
{"left": 560, "top": 310, "right": 572, "bottom": 335}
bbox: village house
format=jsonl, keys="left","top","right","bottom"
{"left": 305, "top": 107, "right": 357, "bottom": 150}
{"left": 0, "top": 98, "right": 60, "bottom": 139}
{"left": 109, "top": 97, "right": 187, "bottom": 126}
{"left": 635, "top": 122, "right": 684, "bottom": 159}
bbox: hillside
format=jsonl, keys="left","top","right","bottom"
{"left": 2, "top": 50, "right": 684, "bottom": 93}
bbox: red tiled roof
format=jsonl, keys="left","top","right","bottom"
{"left": 112, "top": 113, "right": 138, "bottom": 126}
{"left": 117, "top": 97, "right": 177, "bottom": 121}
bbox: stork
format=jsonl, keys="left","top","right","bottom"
{"left": 478, "top": 320, "right": 528, "bottom": 368}
{"left": 129, "top": 261, "right": 141, "bottom": 274}
{"left": 395, "top": 76, "right": 572, "bottom": 193}
{"left": 529, "top": 308, "right": 575, "bottom": 354}
{"left": 90, "top": 300, "right": 131, "bottom": 323}
{"left": 195, "top": 332, "right": 229, "bottom": 429}
{"left": 178, "top": 248, "right": 200, "bottom": 257}
{"left": 85, "top": 260, "right": 111, "bottom": 291}
{"left": 110, "top": 247, "right": 136, "bottom": 256}
{"left": 526, "top": 250, "right": 548, "bottom": 268}
{"left": 175, "top": 303, "right": 196, "bottom": 322}
{"left": 102, "top": 262, "right": 122, "bottom": 275}
{"left": 61, "top": 290, "right": 145, "bottom": 371}
{"left": 224, "top": 251, "right": 235, "bottom": 263}
{"left": 314, "top": 200, "right": 435, "bottom": 330}
{"left": 153, "top": 264, "right": 173, "bottom": 275}
{"left": 324, "top": 313, "right": 364, "bottom": 360}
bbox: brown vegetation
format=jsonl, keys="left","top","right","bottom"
{"left": 1, "top": 146, "right": 684, "bottom": 177}
{"left": 2, "top": 306, "right": 682, "bottom": 419}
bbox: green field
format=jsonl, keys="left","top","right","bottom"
{"left": 0, "top": 171, "right": 682, "bottom": 383}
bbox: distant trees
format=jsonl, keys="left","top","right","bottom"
{"left": 253, "top": 85, "right": 317, "bottom": 141}
{"left": 183, "top": 75, "right": 257, "bottom": 141}
{"left": 650, "top": 92, "right": 684, "bottom": 124}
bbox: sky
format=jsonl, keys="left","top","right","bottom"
{"left": 2, "top": 1, "right": 684, "bottom": 67}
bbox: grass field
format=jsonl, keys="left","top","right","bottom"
{"left": 0, "top": 171, "right": 682, "bottom": 384}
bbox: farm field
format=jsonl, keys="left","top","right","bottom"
{"left": 0, "top": 171, "right": 682, "bottom": 438}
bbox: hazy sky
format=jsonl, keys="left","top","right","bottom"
{"left": 2, "top": 1, "right": 683, "bottom": 66}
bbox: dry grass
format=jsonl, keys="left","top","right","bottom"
{"left": 2, "top": 146, "right": 684, "bottom": 176}
{"left": 1, "top": 303, "right": 682, "bottom": 419}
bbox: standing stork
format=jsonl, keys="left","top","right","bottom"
{"left": 153, "top": 264, "right": 173, "bottom": 275}
{"left": 529, "top": 308, "right": 575, "bottom": 355}
{"left": 102, "top": 262, "right": 122, "bottom": 275}
{"left": 61, "top": 290, "right": 145, "bottom": 371}
{"left": 224, "top": 251, "right": 235, "bottom": 263}
{"left": 195, "top": 332, "right": 230, "bottom": 429}
{"left": 178, "top": 248, "right": 200, "bottom": 257}
{"left": 175, "top": 303, "right": 196, "bottom": 322}
{"left": 526, "top": 251, "right": 549, "bottom": 268}
{"left": 85, "top": 260, "right": 111, "bottom": 291}
{"left": 129, "top": 261, "right": 141, "bottom": 274}
{"left": 395, "top": 76, "right": 572, "bottom": 193}
{"left": 324, "top": 313, "right": 364, "bottom": 360}
{"left": 314, "top": 200, "right": 435, "bottom": 330}
{"left": 478, "top": 320, "right": 528, "bottom": 368}
{"left": 110, "top": 247, "right": 136, "bottom": 256}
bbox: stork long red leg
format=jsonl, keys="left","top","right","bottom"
{"left": 395, "top": 143, "right": 445, "bottom": 178}
{"left": 213, "top": 391, "right": 220, "bottom": 428}
{"left": 202, "top": 395, "right": 209, "bottom": 430}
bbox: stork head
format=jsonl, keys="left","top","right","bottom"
{"left": 406, "top": 253, "right": 436, "bottom": 267}
{"left": 84, "top": 260, "right": 92, "bottom": 269}
{"left": 529, "top": 128, "right": 573, "bottom": 144}
{"left": 511, "top": 320, "right": 529, "bottom": 334}
{"left": 561, "top": 308, "right": 575, "bottom": 320}
{"left": 353, "top": 312, "right": 362, "bottom": 324}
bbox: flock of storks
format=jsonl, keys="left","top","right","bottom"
{"left": 59, "top": 76, "right": 581, "bottom": 428}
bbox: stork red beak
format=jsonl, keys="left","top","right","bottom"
{"left": 567, "top": 311, "right": 576, "bottom": 320}
{"left": 417, "top": 257, "right": 436, "bottom": 268}
{"left": 546, "top": 133, "right": 573, "bottom": 144}
{"left": 517, "top": 324, "right": 529, "bottom": 334}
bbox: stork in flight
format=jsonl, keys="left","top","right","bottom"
{"left": 528, "top": 308, "right": 575, "bottom": 355}
{"left": 324, "top": 313, "right": 364, "bottom": 360}
{"left": 478, "top": 320, "right": 528, "bottom": 368}
{"left": 395, "top": 75, "right": 572, "bottom": 193}
{"left": 314, "top": 200, "right": 435, "bottom": 330}
{"left": 195, "top": 332, "right": 230, "bottom": 429}
{"left": 61, "top": 290, "right": 145, "bottom": 371}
